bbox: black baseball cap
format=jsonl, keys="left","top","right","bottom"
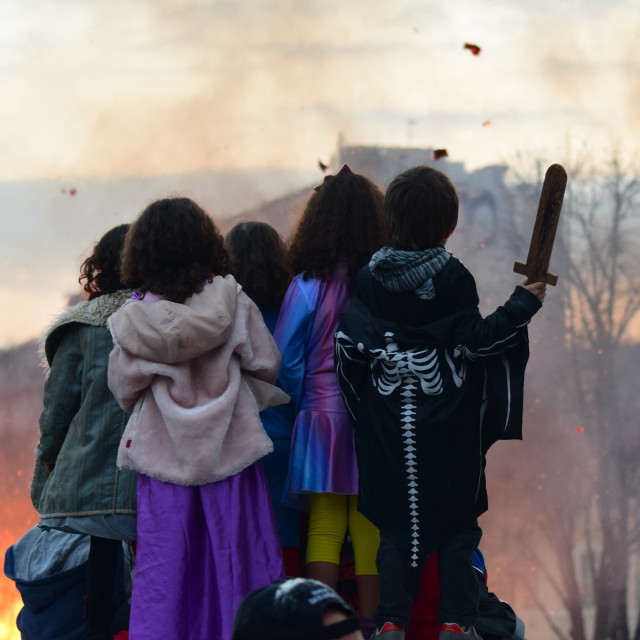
{"left": 232, "top": 578, "right": 361, "bottom": 640}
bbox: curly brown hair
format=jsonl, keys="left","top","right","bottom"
{"left": 225, "top": 222, "right": 291, "bottom": 308}
{"left": 121, "top": 198, "right": 231, "bottom": 303}
{"left": 79, "top": 223, "right": 130, "bottom": 300}
{"left": 288, "top": 170, "right": 388, "bottom": 282}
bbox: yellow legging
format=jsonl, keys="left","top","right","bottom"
{"left": 306, "top": 493, "right": 379, "bottom": 576}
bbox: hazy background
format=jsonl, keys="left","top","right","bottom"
{"left": 1, "top": 0, "right": 639, "bottom": 348}
{"left": 2, "top": 2, "right": 640, "bottom": 639}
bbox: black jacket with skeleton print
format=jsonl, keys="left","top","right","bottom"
{"left": 334, "top": 257, "right": 541, "bottom": 560}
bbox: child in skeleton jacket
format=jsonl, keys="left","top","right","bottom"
{"left": 334, "top": 166, "right": 546, "bottom": 640}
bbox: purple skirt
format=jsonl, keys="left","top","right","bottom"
{"left": 129, "top": 461, "right": 284, "bottom": 640}
{"left": 286, "top": 409, "right": 359, "bottom": 496}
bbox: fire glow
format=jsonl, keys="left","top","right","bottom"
{"left": 0, "top": 527, "right": 24, "bottom": 640}
{"left": 0, "top": 459, "right": 38, "bottom": 638}
{"left": 0, "top": 598, "right": 21, "bottom": 640}
{"left": 2, "top": 513, "right": 34, "bottom": 638}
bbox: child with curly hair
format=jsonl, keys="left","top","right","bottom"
{"left": 335, "top": 166, "right": 546, "bottom": 639}
{"left": 225, "top": 221, "right": 301, "bottom": 573}
{"left": 31, "top": 223, "right": 137, "bottom": 640}
{"left": 107, "top": 198, "right": 287, "bottom": 640}
{"left": 273, "top": 166, "right": 388, "bottom": 632}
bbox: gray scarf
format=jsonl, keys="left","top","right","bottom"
{"left": 369, "top": 246, "right": 451, "bottom": 300}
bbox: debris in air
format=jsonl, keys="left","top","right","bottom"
{"left": 464, "top": 43, "right": 481, "bottom": 56}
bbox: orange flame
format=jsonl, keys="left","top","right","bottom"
{"left": 0, "top": 582, "right": 21, "bottom": 640}
{"left": 0, "top": 497, "right": 37, "bottom": 640}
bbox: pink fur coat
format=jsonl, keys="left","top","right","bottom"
{"left": 107, "top": 275, "right": 288, "bottom": 486}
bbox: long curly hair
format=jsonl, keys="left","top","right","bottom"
{"left": 120, "top": 198, "right": 231, "bottom": 303}
{"left": 79, "top": 223, "right": 130, "bottom": 300}
{"left": 225, "top": 221, "right": 291, "bottom": 308}
{"left": 288, "top": 170, "right": 388, "bottom": 282}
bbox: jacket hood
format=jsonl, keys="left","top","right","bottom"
{"left": 108, "top": 275, "right": 238, "bottom": 364}
{"left": 4, "top": 527, "right": 89, "bottom": 611}
{"left": 41, "top": 289, "right": 133, "bottom": 366}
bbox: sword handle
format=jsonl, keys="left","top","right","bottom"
{"left": 513, "top": 164, "right": 567, "bottom": 286}
{"left": 513, "top": 260, "right": 558, "bottom": 286}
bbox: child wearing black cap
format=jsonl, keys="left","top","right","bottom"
{"left": 232, "top": 578, "right": 364, "bottom": 640}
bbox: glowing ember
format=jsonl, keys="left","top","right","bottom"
{"left": 464, "top": 43, "right": 481, "bottom": 56}
{"left": 576, "top": 427, "right": 584, "bottom": 433}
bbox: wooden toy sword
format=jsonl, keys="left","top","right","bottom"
{"left": 513, "top": 163, "right": 567, "bottom": 286}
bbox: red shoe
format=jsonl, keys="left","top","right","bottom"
{"left": 438, "top": 622, "right": 482, "bottom": 639}
{"left": 372, "top": 622, "right": 406, "bottom": 639}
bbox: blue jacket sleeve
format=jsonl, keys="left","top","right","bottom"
{"left": 273, "top": 278, "right": 315, "bottom": 413}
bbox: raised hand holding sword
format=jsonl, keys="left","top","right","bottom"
{"left": 513, "top": 163, "right": 568, "bottom": 303}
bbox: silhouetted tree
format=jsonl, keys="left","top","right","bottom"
{"left": 500, "top": 154, "right": 640, "bottom": 640}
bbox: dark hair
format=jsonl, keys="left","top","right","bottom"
{"left": 225, "top": 222, "right": 291, "bottom": 308}
{"left": 121, "top": 198, "right": 231, "bottom": 303}
{"left": 79, "top": 223, "right": 130, "bottom": 300}
{"left": 288, "top": 171, "right": 387, "bottom": 282}
{"left": 384, "top": 165, "right": 459, "bottom": 250}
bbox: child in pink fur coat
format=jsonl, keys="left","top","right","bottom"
{"left": 107, "top": 198, "right": 287, "bottom": 640}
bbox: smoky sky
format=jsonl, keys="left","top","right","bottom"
{"left": 0, "top": 0, "right": 638, "bottom": 180}
{"left": 1, "top": 0, "right": 640, "bottom": 347}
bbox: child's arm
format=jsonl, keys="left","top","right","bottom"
{"left": 452, "top": 283, "right": 544, "bottom": 359}
{"left": 35, "top": 328, "right": 83, "bottom": 468}
{"left": 451, "top": 271, "right": 544, "bottom": 359}
{"left": 272, "top": 278, "right": 314, "bottom": 413}
{"left": 107, "top": 344, "right": 155, "bottom": 413}
{"left": 334, "top": 327, "right": 368, "bottom": 424}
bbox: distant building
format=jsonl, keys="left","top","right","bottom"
{"left": 227, "top": 140, "right": 513, "bottom": 248}
{"left": 336, "top": 142, "right": 511, "bottom": 251}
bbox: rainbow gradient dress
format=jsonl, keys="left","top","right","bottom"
{"left": 274, "top": 270, "right": 358, "bottom": 497}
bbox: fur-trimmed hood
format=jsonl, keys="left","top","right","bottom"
{"left": 40, "top": 290, "right": 133, "bottom": 367}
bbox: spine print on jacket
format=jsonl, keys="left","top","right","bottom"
{"left": 369, "top": 332, "right": 443, "bottom": 566}
{"left": 336, "top": 329, "right": 452, "bottom": 568}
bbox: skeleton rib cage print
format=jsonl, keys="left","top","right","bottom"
{"left": 335, "top": 330, "right": 468, "bottom": 567}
